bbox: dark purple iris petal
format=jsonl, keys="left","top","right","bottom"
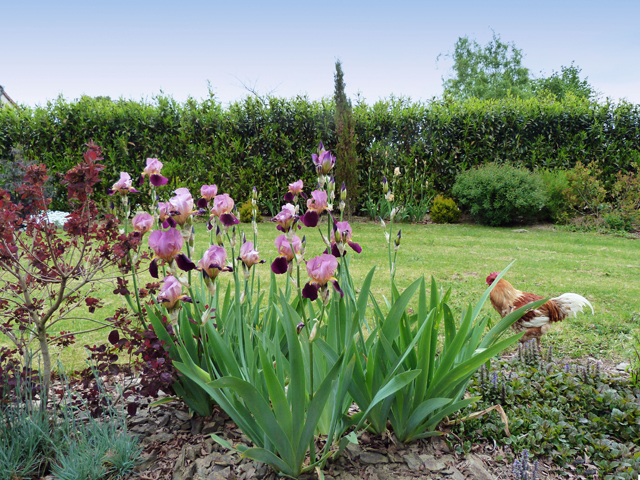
{"left": 271, "top": 256, "right": 289, "bottom": 274}
{"left": 302, "top": 282, "right": 318, "bottom": 301}
{"left": 300, "top": 192, "right": 308, "bottom": 200}
{"left": 348, "top": 241, "right": 362, "bottom": 253}
{"left": 276, "top": 225, "right": 285, "bottom": 232}
{"left": 331, "top": 243, "right": 344, "bottom": 258}
{"left": 331, "top": 279, "right": 344, "bottom": 297}
{"left": 129, "top": 188, "right": 140, "bottom": 193}
{"left": 284, "top": 192, "right": 294, "bottom": 202}
{"left": 183, "top": 296, "right": 193, "bottom": 303}
{"left": 220, "top": 213, "right": 240, "bottom": 227}
{"left": 162, "top": 217, "right": 177, "bottom": 229}
{"left": 149, "top": 258, "right": 159, "bottom": 279}
{"left": 107, "top": 189, "right": 115, "bottom": 196}
{"left": 150, "top": 174, "right": 169, "bottom": 186}
{"left": 138, "top": 174, "right": 145, "bottom": 186}
{"left": 301, "top": 210, "right": 319, "bottom": 228}
{"left": 176, "top": 253, "right": 196, "bottom": 272}
{"left": 197, "top": 198, "right": 208, "bottom": 209}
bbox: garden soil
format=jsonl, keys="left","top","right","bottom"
{"left": 119, "top": 392, "right": 602, "bottom": 480}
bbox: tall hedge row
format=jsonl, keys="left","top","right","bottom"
{"left": 1, "top": 94, "right": 638, "bottom": 212}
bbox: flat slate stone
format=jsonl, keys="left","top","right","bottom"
{"left": 360, "top": 451, "right": 389, "bottom": 464}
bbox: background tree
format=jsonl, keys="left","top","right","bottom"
{"left": 531, "top": 62, "right": 598, "bottom": 100}
{"left": 334, "top": 60, "right": 359, "bottom": 217}
{"left": 439, "top": 32, "right": 531, "bottom": 100}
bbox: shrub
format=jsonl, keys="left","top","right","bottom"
{"left": 452, "top": 163, "right": 547, "bottom": 226}
{"left": 430, "top": 195, "right": 460, "bottom": 223}
{"left": 603, "top": 212, "right": 634, "bottom": 232}
{"left": 563, "top": 161, "right": 607, "bottom": 218}
{"left": 0, "top": 141, "right": 137, "bottom": 391}
{"left": 239, "top": 199, "right": 254, "bottom": 223}
{"left": 611, "top": 163, "right": 640, "bottom": 230}
{"left": 539, "top": 168, "right": 570, "bottom": 222}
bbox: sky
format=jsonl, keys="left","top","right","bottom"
{"left": 2, "top": 0, "right": 639, "bottom": 107}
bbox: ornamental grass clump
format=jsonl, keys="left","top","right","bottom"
{"left": 113, "top": 142, "right": 537, "bottom": 478}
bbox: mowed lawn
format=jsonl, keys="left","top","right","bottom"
{"left": 5, "top": 218, "right": 639, "bottom": 371}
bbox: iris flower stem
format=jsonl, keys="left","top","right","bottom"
{"left": 129, "top": 249, "right": 145, "bottom": 327}
{"left": 386, "top": 199, "right": 395, "bottom": 298}
{"left": 121, "top": 196, "right": 145, "bottom": 327}
{"left": 226, "top": 229, "right": 249, "bottom": 377}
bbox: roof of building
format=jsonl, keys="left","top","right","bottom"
{"left": 0, "top": 85, "right": 18, "bottom": 107}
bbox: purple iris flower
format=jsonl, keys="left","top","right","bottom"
{"left": 147, "top": 228, "right": 196, "bottom": 278}
{"left": 311, "top": 142, "right": 336, "bottom": 175}
{"left": 109, "top": 172, "right": 140, "bottom": 195}
{"left": 141, "top": 158, "right": 169, "bottom": 187}
{"left": 330, "top": 220, "right": 362, "bottom": 256}
{"left": 270, "top": 234, "right": 302, "bottom": 274}
{"left": 301, "top": 254, "right": 343, "bottom": 302}
{"left": 301, "top": 190, "right": 328, "bottom": 227}
{"left": 210, "top": 193, "right": 240, "bottom": 227}
{"left": 271, "top": 203, "right": 298, "bottom": 232}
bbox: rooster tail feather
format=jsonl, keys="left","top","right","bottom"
{"left": 552, "top": 293, "right": 594, "bottom": 317}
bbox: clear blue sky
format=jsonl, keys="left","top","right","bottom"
{"left": 2, "top": 0, "right": 639, "bottom": 107}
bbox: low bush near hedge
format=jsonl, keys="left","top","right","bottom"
{"left": 430, "top": 195, "right": 460, "bottom": 223}
{"left": 452, "top": 163, "right": 548, "bottom": 226}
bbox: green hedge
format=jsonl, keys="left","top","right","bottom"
{"left": 1, "top": 94, "right": 638, "bottom": 212}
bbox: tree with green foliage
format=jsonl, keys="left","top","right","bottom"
{"left": 439, "top": 32, "right": 531, "bottom": 100}
{"left": 334, "top": 60, "right": 358, "bottom": 217}
{"left": 531, "top": 62, "right": 598, "bottom": 100}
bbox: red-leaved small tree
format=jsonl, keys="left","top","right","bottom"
{"left": 0, "top": 141, "right": 138, "bottom": 391}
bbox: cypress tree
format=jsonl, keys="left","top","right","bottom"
{"left": 334, "top": 60, "right": 359, "bottom": 217}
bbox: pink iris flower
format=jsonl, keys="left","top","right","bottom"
{"left": 132, "top": 213, "right": 154, "bottom": 235}
{"left": 169, "top": 189, "right": 194, "bottom": 226}
{"left": 301, "top": 190, "right": 328, "bottom": 227}
{"left": 147, "top": 228, "right": 195, "bottom": 278}
{"left": 109, "top": 172, "right": 139, "bottom": 195}
{"left": 198, "top": 184, "right": 218, "bottom": 208}
{"left": 158, "top": 202, "right": 176, "bottom": 228}
{"left": 289, "top": 179, "right": 303, "bottom": 194}
{"left": 271, "top": 234, "right": 302, "bottom": 274}
{"left": 330, "top": 221, "right": 362, "bottom": 256}
{"left": 271, "top": 203, "right": 297, "bottom": 232}
{"left": 307, "top": 190, "right": 328, "bottom": 213}
{"left": 311, "top": 142, "right": 336, "bottom": 175}
{"left": 158, "top": 275, "right": 188, "bottom": 310}
{"left": 302, "top": 253, "right": 343, "bottom": 301}
{"left": 209, "top": 193, "right": 239, "bottom": 227}
{"left": 198, "top": 245, "right": 231, "bottom": 280}
{"left": 141, "top": 158, "right": 168, "bottom": 187}
{"left": 239, "top": 240, "right": 263, "bottom": 269}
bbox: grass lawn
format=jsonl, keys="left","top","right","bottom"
{"left": 5, "top": 217, "right": 640, "bottom": 372}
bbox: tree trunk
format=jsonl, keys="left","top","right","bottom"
{"left": 37, "top": 322, "right": 52, "bottom": 394}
